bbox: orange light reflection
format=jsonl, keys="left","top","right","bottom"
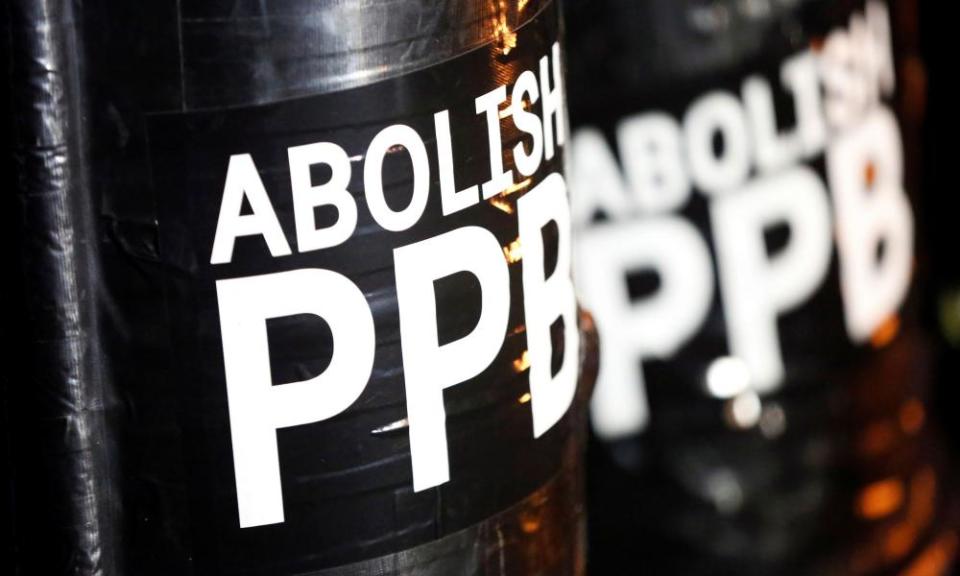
{"left": 857, "top": 478, "right": 905, "bottom": 521}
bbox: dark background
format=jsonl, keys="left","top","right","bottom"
{"left": 920, "top": 0, "right": 960, "bottom": 455}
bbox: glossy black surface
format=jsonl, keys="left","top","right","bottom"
{"left": 565, "top": 0, "right": 957, "bottom": 574}
{"left": 2, "top": 1, "right": 593, "bottom": 574}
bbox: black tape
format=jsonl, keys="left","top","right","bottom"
{"left": 3, "top": 0, "right": 593, "bottom": 574}
{"left": 3, "top": 0, "right": 124, "bottom": 574}
{"left": 565, "top": 0, "right": 956, "bottom": 574}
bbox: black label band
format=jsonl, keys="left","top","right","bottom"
{"left": 570, "top": 0, "right": 913, "bottom": 440}
{"left": 143, "top": 0, "right": 584, "bottom": 572}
